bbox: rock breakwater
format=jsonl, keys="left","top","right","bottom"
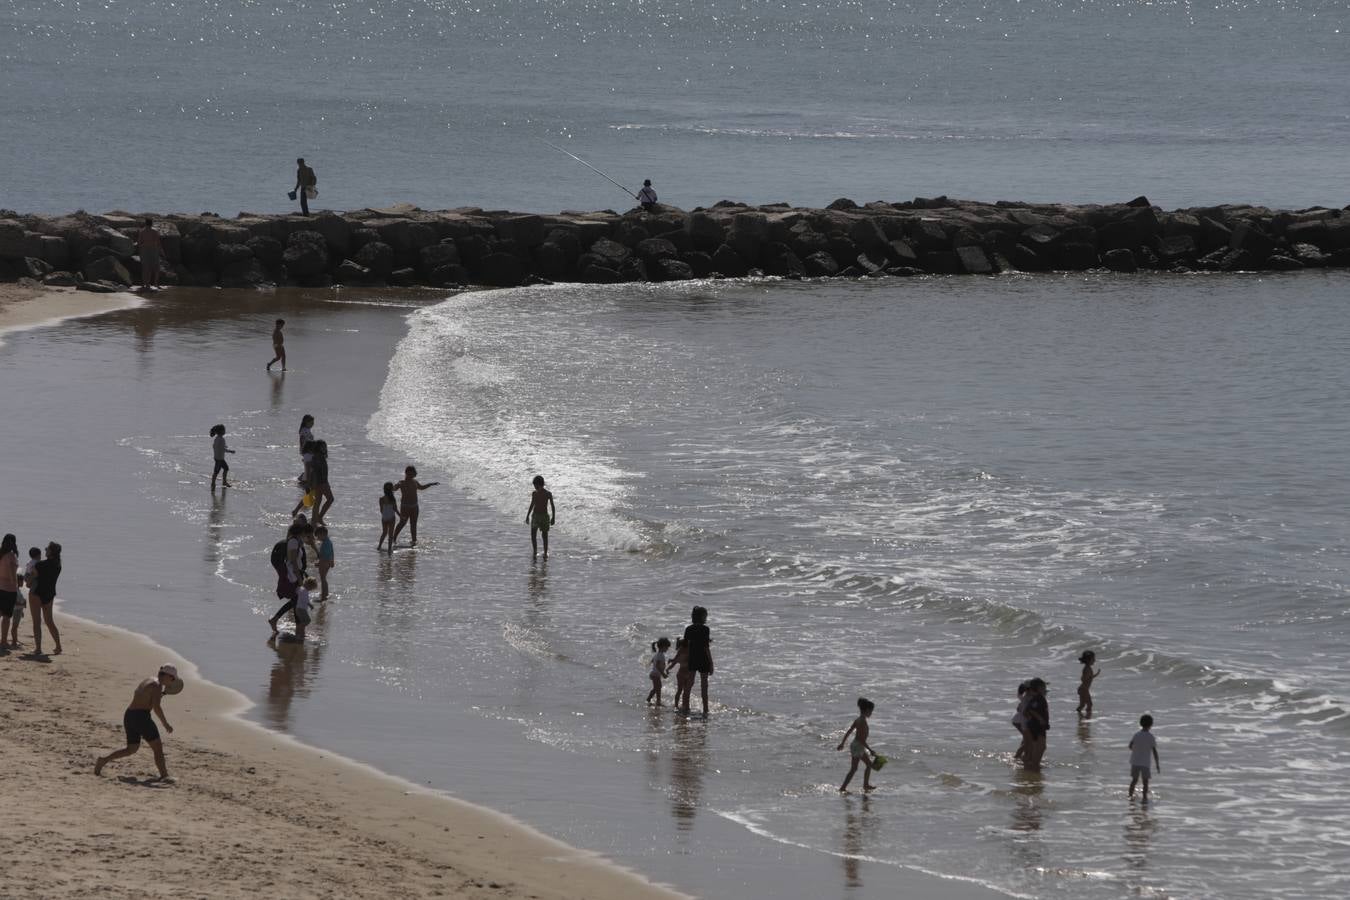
{"left": 3, "top": 196, "right": 1349, "bottom": 293}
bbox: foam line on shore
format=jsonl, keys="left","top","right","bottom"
{"left": 0, "top": 286, "right": 143, "bottom": 343}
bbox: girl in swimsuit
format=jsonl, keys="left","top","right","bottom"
{"left": 378, "top": 482, "right": 398, "bottom": 551}
{"left": 0, "top": 534, "right": 19, "bottom": 651}
{"left": 28, "top": 542, "right": 62, "bottom": 656}
{"left": 391, "top": 466, "right": 439, "bottom": 547}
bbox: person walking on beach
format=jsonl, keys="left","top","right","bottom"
{"left": 525, "top": 475, "right": 555, "bottom": 558}
{"left": 292, "top": 158, "right": 317, "bottom": 216}
{"left": 27, "top": 542, "right": 62, "bottom": 656}
{"left": 0, "top": 534, "right": 19, "bottom": 651}
{"left": 1128, "top": 714, "right": 1161, "bottom": 800}
{"left": 646, "top": 636, "right": 672, "bottom": 706}
{"left": 210, "top": 424, "right": 236, "bottom": 489}
{"left": 309, "top": 440, "right": 334, "bottom": 525}
{"left": 636, "top": 179, "right": 658, "bottom": 212}
{"left": 284, "top": 577, "right": 317, "bottom": 642}
{"left": 1076, "top": 650, "right": 1101, "bottom": 718}
{"left": 1021, "top": 678, "right": 1049, "bottom": 771}
{"left": 267, "top": 319, "right": 287, "bottom": 371}
{"left": 94, "top": 665, "right": 183, "bottom": 781}
{"left": 392, "top": 466, "right": 439, "bottom": 547}
{"left": 680, "top": 605, "right": 714, "bottom": 717}
{"left": 377, "top": 481, "right": 398, "bottom": 551}
{"left": 315, "top": 525, "right": 334, "bottom": 601}
{"left": 837, "top": 697, "right": 877, "bottom": 792}
{"left": 136, "top": 218, "right": 163, "bottom": 290}
{"left": 268, "top": 522, "right": 308, "bottom": 632}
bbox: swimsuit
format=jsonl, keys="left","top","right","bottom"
{"left": 850, "top": 738, "right": 867, "bottom": 760}
{"left": 531, "top": 509, "right": 551, "bottom": 531}
{"left": 123, "top": 708, "right": 160, "bottom": 744}
{"left": 0, "top": 590, "right": 15, "bottom": 618}
{"left": 381, "top": 499, "right": 396, "bottom": 522}
{"left": 683, "top": 623, "right": 712, "bottom": 674}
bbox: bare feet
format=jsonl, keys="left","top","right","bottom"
{"left": 94, "top": 756, "right": 106, "bottom": 776}
{"left": 268, "top": 617, "right": 279, "bottom": 635}
{"left": 52, "top": 643, "right": 62, "bottom": 655}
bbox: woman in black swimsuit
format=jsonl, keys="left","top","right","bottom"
{"left": 29, "top": 541, "right": 62, "bottom": 656}
{"left": 681, "top": 605, "right": 714, "bottom": 717}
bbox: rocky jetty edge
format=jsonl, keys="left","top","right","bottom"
{"left": 3, "top": 195, "right": 1350, "bottom": 293}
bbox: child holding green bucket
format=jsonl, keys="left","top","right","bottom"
{"left": 837, "top": 697, "right": 884, "bottom": 791}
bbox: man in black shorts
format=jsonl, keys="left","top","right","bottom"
{"left": 94, "top": 665, "right": 183, "bottom": 781}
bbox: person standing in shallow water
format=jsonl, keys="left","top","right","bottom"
{"left": 1021, "top": 677, "right": 1050, "bottom": 770}
{"left": 525, "top": 475, "right": 555, "bottom": 558}
{"left": 292, "top": 158, "right": 317, "bottom": 216}
{"left": 267, "top": 319, "right": 286, "bottom": 371}
{"left": 636, "top": 179, "right": 658, "bottom": 212}
{"left": 392, "top": 466, "right": 439, "bottom": 547}
{"left": 136, "top": 218, "right": 163, "bottom": 290}
{"left": 680, "top": 605, "right": 714, "bottom": 717}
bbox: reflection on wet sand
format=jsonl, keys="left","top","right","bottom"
{"left": 263, "top": 633, "right": 326, "bottom": 731}
{"left": 1123, "top": 807, "right": 1157, "bottom": 873}
{"left": 270, "top": 370, "right": 285, "bottom": 410}
{"left": 205, "top": 489, "right": 227, "bottom": 567}
{"left": 1008, "top": 769, "right": 1046, "bottom": 880}
{"left": 841, "top": 793, "right": 873, "bottom": 890}
{"left": 669, "top": 718, "right": 709, "bottom": 832}
{"left": 1076, "top": 717, "right": 1093, "bottom": 746}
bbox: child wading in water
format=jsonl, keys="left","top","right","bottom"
{"left": 669, "top": 637, "right": 691, "bottom": 710}
{"left": 267, "top": 318, "right": 286, "bottom": 371}
{"left": 94, "top": 665, "right": 184, "bottom": 781}
{"left": 1128, "top": 714, "right": 1161, "bottom": 799}
{"left": 1012, "top": 681, "right": 1031, "bottom": 761}
{"left": 377, "top": 482, "right": 397, "bottom": 551}
{"left": 680, "top": 605, "right": 713, "bottom": 717}
{"left": 1076, "top": 650, "right": 1101, "bottom": 717}
{"left": 315, "top": 526, "right": 334, "bottom": 601}
{"left": 837, "top": 697, "right": 877, "bottom": 792}
{"left": 525, "top": 475, "right": 555, "bottom": 558}
{"left": 646, "top": 637, "right": 671, "bottom": 705}
{"left": 210, "top": 424, "right": 235, "bottom": 489}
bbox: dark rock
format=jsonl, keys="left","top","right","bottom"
{"left": 82, "top": 255, "right": 131, "bottom": 285}
{"left": 788, "top": 226, "right": 830, "bottom": 259}
{"left": 85, "top": 245, "right": 118, "bottom": 263}
{"left": 180, "top": 223, "right": 219, "bottom": 267}
{"left": 855, "top": 253, "right": 886, "bottom": 275}
{"left": 886, "top": 239, "right": 918, "bottom": 265}
{"left": 544, "top": 228, "right": 582, "bottom": 261}
{"left": 354, "top": 241, "right": 395, "bottom": 276}
{"left": 826, "top": 235, "right": 860, "bottom": 264}
{"left": 1162, "top": 213, "right": 1201, "bottom": 239}
{"left": 532, "top": 242, "right": 571, "bottom": 279}
{"left": 77, "top": 280, "right": 118, "bottom": 293}
{"left": 20, "top": 257, "right": 52, "bottom": 279}
{"left": 0, "top": 220, "right": 26, "bottom": 258}
{"left": 1290, "top": 243, "right": 1328, "bottom": 267}
{"left": 246, "top": 235, "right": 284, "bottom": 269}
{"left": 375, "top": 220, "right": 437, "bottom": 259}
{"left": 803, "top": 251, "right": 839, "bottom": 277}
{"left": 1266, "top": 255, "right": 1304, "bottom": 271}
{"left": 681, "top": 251, "right": 714, "bottom": 278}
{"left": 1009, "top": 243, "right": 1046, "bottom": 272}
{"left": 455, "top": 234, "right": 494, "bottom": 268}
{"left": 479, "top": 252, "right": 528, "bottom": 287}
{"left": 826, "top": 198, "right": 859, "bottom": 211}
{"left": 656, "top": 229, "right": 692, "bottom": 254}
{"left": 334, "top": 259, "right": 372, "bottom": 284}
{"left": 43, "top": 271, "right": 78, "bottom": 287}
{"left": 1021, "top": 224, "right": 1058, "bottom": 248}
{"left": 282, "top": 231, "right": 329, "bottom": 278}
{"left": 636, "top": 237, "right": 680, "bottom": 262}
{"left": 428, "top": 264, "right": 470, "bottom": 287}
{"left": 762, "top": 243, "right": 805, "bottom": 278}
{"left": 711, "top": 244, "right": 749, "bottom": 278}
{"left": 220, "top": 258, "right": 267, "bottom": 287}
{"left": 1324, "top": 248, "right": 1350, "bottom": 267}
{"left": 956, "top": 245, "right": 994, "bottom": 275}
{"left": 1229, "top": 222, "right": 1276, "bottom": 258}
{"left": 849, "top": 218, "right": 889, "bottom": 251}
{"left": 1126, "top": 195, "right": 1152, "bottom": 208}
{"left": 729, "top": 212, "right": 769, "bottom": 260}
{"left": 1057, "top": 242, "right": 1100, "bottom": 270}
{"left": 619, "top": 257, "right": 649, "bottom": 282}
{"left": 921, "top": 251, "right": 962, "bottom": 275}
{"left": 214, "top": 243, "right": 253, "bottom": 268}
{"left": 389, "top": 267, "right": 419, "bottom": 287}
{"left": 885, "top": 266, "right": 924, "bottom": 277}
{"left": 614, "top": 220, "right": 650, "bottom": 246}
{"left": 419, "top": 241, "right": 461, "bottom": 274}
{"left": 838, "top": 266, "right": 864, "bottom": 278}
{"left": 587, "top": 237, "right": 631, "bottom": 269}
{"left": 908, "top": 219, "right": 950, "bottom": 250}
{"left": 350, "top": 228, "right": 380, "bottom": 252}
{"left": 1156, "top": 234, "right": 1197, "bottom": 262}
{"left": 36, "top": 234, "right": 70, "bottom": 268}
{"left": 685, "top": 212, "right": 725, "bottom": 251}
{"left": 581, "top": 264, "right": 622, "bottom": 284}
{"left": 1198, "top": 217, "right": 1232, "bottom": 253}
{"left": 1102, "top": 248, "right": 1138, "bottom": 273}
{"left": 494, "top": 214, "right": 546, "bottom": 248}
{"left": 653, "top": 258, "right": 695, "bottom": 282}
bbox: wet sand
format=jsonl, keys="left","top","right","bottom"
{"left": 0, "top": 283, "right": 142, "bottom": 337}
{"left": 0, "top": 612, "right": 687, "bottom": 900}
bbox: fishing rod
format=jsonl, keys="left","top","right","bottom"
{"left": 542, "top": 140, "right": 636, "bottom": 200}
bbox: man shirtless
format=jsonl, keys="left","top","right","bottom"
{"left": 266, "top": 319, "right": 286, "bottom": 371}
{"left": 391, "top": 466, "right": 439, "bottom": 547}
{"left": 94, "top": 665, "right": 184, "bottom": 781}
{"left": 136, "top": 219, "right": 163, "bottom": 289}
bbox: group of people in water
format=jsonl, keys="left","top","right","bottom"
{"left": 0, "top": 536, "right": 63, "bottom": 657}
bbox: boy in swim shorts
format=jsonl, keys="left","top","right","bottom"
{"left": 837, "top": 697, "right": 877, "bottom": 792}
{"left": 1128, "top": 714, "right": 1161, "bottom": 800}
{"left": 94, "top": 665, "right": 184, "bottom": 781}
{"left": 525, "top": 474, "right": 555, "bottom": 558}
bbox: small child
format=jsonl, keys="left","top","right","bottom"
{"left": 290, "top": 577, "right": 317, "bottom": 642}
{"left": 209, "top": 424, "right": 235, "bottom": 489}
{"left": 838, "top": 697, "right": 877, "bottom": 792}
{"left": 315, "top": 526, "right": 334, "bottom": 601}
{"left": 669, "top": 638, "right": 691, "bottom": 710}
{"left": 1012, "top": 681, "right": 1031, "bottom": 760}
{"left": 267, "top": 318, "right": 286, "bottom": 371}
{"left": 1128, "top": 714, "right": 1161, "bottom": 799}
{"left": 646, "top": 637, "right": 671, "bottom": 706}
{"left": 1076, "top": 650, "right": 1101, "bottom": 717}
{"left": 525, "top": 475, "right": 556, "bottom": 558}
{"left": 94, "top": 665, "right": 183, "bottom": 781}
{"left": 378, "top": 482, "right": 397, "bottom": 551}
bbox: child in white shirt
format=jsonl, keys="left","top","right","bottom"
{"left": 645, "top": 637, "right": 671, "bottom": 706}
{"left": 1128, "top": 714, "right": 1161, "bottom": 799}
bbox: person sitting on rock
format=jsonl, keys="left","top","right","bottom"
{"left": 636, "top": 179, "right": 658, "bottom": 212}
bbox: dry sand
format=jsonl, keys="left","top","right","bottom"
{"left": 0, "top": 283, "right": 143, "bottom": 337}
{"left": 0, "top": 612, "right": 688, "bottom": 900}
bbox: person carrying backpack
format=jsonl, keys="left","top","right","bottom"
{"left": 267, "top": 522, "right": 308, "bottom": 632}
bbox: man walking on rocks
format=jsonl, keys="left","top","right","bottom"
{"left": 292, "top": 158, "right": 318, "bottom": 216}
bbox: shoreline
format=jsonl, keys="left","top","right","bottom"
{"left": 1, "top": 608, "right": 689, "bottom": 900}
{"left": 0, "top": 283, "right": 143, "bottom": 339}
{"left": 3, "top": 197, "right": 1348, "bottom": 297}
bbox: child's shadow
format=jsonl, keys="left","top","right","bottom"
{"left": 20, "top": 652, "right": 51, "bottom": 663}
{"left": 116, "top": 776, "right": 174, "bottom": 788}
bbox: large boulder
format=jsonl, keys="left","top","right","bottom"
{"left": 283, "top": 231, "right": 329, "bottom": 278}
{"left": 849, "top": 217, "right": 889, "bottom": 252}
{"left": 652, "top": 258, "right": 695, "bottom": 282}
{"left": 788, "top": 226, "right": 830, "bottom": 259}
{"left": 220, "top": 258, "right": 267, "bottom": 287}
{"left": 710, "top": 244, "right": 749, "bottom": 277}
{"left": 35, "top": 234, "right": 71, "bottom": 268}
{"left": 99, "top": 226, "right": 135, "bottom": 258}
{"left": 587, "top": 237, "right": 630, "bottom": 269}
{"left": 1229, "top": 222, "right": 1276, "bottom": 258}
{"left": 685, "top": 212, "right": 725, "bottom": 251}
{"left": 908, "top": 218, "right": 950, "bottom": 250}
{"left": 532, "top": 242, "right": 570, "bottom": 279}
{"left": 308, "top": 213, "right": 353, "bottom": 258}
{"left": 1156, "top": 234, "right": 1197, "bottom": 263}
{"left": 418, "top": 241, "right": 461, "bottom": 275}
{"left": 729, "top": 212, "right": 769, "bottom": 261}
{"left": 374, "top": 219, "right": 437, "bottom": 261}
{"left": 180, "top": 223, "right": 220, "bottom": 268}
{"left": 1057, "top": 242, "right": 1100, "bottom": 270}
{"left": 478, "top": 252, "right": 528, "bottom": 287}
{"left": 955, "top": 245, "right": 994, "bottom": 275}
{"left": 354, "top": 240, "right": 395, "bottom": 276}
{"left": 803, "top": 251, "right": 840, "bottom": 277}
{"left": 82, "top": 255, "right": 131, "bottom": 285}
{"left": 0, "top": 220, "right": 26, "bottom": 258}
{"left": 1102, "top": 248, "right": 1138, "bottom": 273}
{"left": 214, "top": 243, "right": 254, "bottom": 269}
{"left": 246, "top": 235, "right": 284, "bottom": 270}
{"left": 494, "top": 214, "right": 546, "bottom": 248}
{"left": 636, "top": 237, "right": 679, "bottom": 263}
{"left": 761, "top": 243, "right": 805, "bottom": 278}
{"left": 681, "top": 250, "right": 714, "bottom": 278}
{"left": 19, "top": 257, "right": 52, "bottom": 279}
{"left": 43, "top": 271, "right": 78, "bottom": 287}
{"left": 428, "top": 264, "right": 469, "bottom": 287}
{"left": 334, "top": 259, "right": 372, "bottom": 284}
{"left": 581, "top": 264, "right": 622, "bottom": 284}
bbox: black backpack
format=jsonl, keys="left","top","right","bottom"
{"left": 270, "top": 540, "right": 288, "bottom": 572}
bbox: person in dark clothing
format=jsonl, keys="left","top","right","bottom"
{"left": 680, "top": 605, "right": 714, "bottom": 717}
{"left": 292, "top": 158, "right": 317, "bottom": 216}
{"left": 1022, "top": 677, "right": 1050, "bottom": 770}
{"left": 27, "top": 542, "right": 62, "bottom": 656}
{"left": 310, "top": 440, "right": 333, "bottom": 525}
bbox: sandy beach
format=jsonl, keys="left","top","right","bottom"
{"left": 0, "top": 612, "right": 685, "bottom": 900}
{"left": 0, "top": 283, "right": 142, "bottom": 338}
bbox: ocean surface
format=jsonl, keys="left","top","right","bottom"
{"left": 3, "top": 272, "right": 1348, "bottom": 899}
{"left": 2, "top": 0, "right": 1348, "bottom": 214}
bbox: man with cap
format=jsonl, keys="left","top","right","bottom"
{"left": 94, "top": 664, "right": 184, "bottom": 781}
{"left": 636, "top": 179, "right": 658, "bottom": 212}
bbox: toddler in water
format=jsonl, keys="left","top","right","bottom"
{"left": 1076, "top": 650, "right": 1101, "bottom": 717}
{"left": 837, "top": 697, "right": 878, "bottom": 792}
{"left": 646, "top": 637, "right": 671, "bottom": 706}
{"left": 315, "top": 526, "right": 334, "bottom": 601}
{"left": 1012, "top": 681, "right": 1031, "bottom": 761}
{"left": 209, "top": 424, "right": 235, "bottom": 489}
{"left": 669, "top": 638, "right": 691, "bottom": 710}
{"left": 287, "top": 577, "right": 318, "bottom": 642}
{"left": 1128, "top": 714, "right": 1161, "bottom": 799}
{"left": 377, "top": 482, "right": 397, "bottom": 551}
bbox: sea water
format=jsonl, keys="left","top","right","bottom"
{"left": 1, "top": 0, "right": 1347, "bottom": 214}
{"left": 6, "top": 273, "right": 1347, "bottom": 899}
